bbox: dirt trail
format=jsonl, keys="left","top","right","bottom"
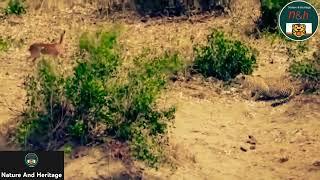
{"left": 0, "top": 0, "right": 320, "bottom": 179}
{"left": 159, "top": 83, "right": 320, "bottom": 180}
{"left": 63, "top": 80, "right": 320, "bottom": 180}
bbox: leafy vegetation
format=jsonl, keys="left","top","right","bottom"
{"left": 15, "top": 29, "right": 183, "bottom": 166}
{"left": 4, "top": 0, "right": 26, "bottom": 15}
{"left": 258, "top": 0, "right": 291, "bottom": 32}
{"left": 290, "top": 50, "right": 320, "bottom": 92}
{"left": 0, "top": 37, "right": 9, "bottom": 52}
{"left": 193, "top": 29, "right": 257, "bottom": 81}
{"left": 290, "top": 60, "right": 320, "bottom": 81}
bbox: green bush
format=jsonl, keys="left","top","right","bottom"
{"left": 16, "top": 29, "right": 183, "bottom": 166}
{"left": 122, "top": 52, "right": 181, "bottom": 166}
{"left": 17, "top": 59, "right": 67, "bottom": 150}
{"left": 193, "top": 29, "right": 257, "bottom": 81}
{"left": 290, "top": 60, "right": 320, "bottom": 81}
{"left": 4, "top": 0, "right": 26, "bottom": 15}
{"left": 0, "top": 37, "right": 9, "bottom": 52}
{"left": 258, "top": 0, "right": 291, "bottom": 32}
{"left": 289, "top": 51, "right": 320, "bottom": 92}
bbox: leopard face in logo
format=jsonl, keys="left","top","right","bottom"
{"left": 292, "top": 24, "right": 306, "bottom": 37}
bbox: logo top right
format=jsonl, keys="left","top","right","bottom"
{"left": 279, "top": 0, "right": 319, "bottom": 41}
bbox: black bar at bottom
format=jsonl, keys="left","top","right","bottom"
{"left": 0, "top": 151, "right": 64, "bottom": 179}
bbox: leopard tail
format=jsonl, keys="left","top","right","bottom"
{"left": 271, "top": 88, "right": 295, "bottom": 107}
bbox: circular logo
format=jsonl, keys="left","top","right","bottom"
{"left": 25, "top": 153, "right": 38, "bottom": 168}
{"left": 279, "top": 0, "right": 319, "bottom": 41}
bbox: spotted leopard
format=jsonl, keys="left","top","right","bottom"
{"left": 234, "top": 74, "right": 296, "bottom": 107}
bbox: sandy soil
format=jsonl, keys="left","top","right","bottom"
{"left": 0, "top": 0, "right": 320, "bottom": 179}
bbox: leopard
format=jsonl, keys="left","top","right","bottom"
{"left": 234, "top": 74, "right": 297, "bottom": 107}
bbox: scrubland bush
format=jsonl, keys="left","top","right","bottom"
{"left": 15, "top": 29, "right": 183, "bottom": 166}
{"left": 193, "top": 29, "right": 257, "bottom": 81}
{"left": 258, "top": 0, "right": 290, "bottom": 32}
{"left": 4, "top": 0, "right": 26, "bottom": 15}
{"left": 0, "top": 37, "right": 9, "bottom": 52}
{"left": 290, "top": 51, "right": 320, "bottom": 92}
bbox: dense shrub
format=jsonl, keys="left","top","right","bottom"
{"left": 15, "top": 29, "right": 183, "bottom": 166}
{"left": 134, "top": 0, "right": 164, "bottom": 14}
{"left": 133, "top": 0, "right": 230, "bottom": 16}
{"left": 17, "top": 60, "right": 67, "bottom": 149}
{"left": 120, "top": 52, "right": 182, "bottom": 166}
{"left": 4, "top": 0, "right": 26, "bottom": 15}
{"left": 289, "top": 51, "right": 320, "bottom": 92}
{"left": 193, "top": 29, "right": 257, "bottom": 81}
{"left": 290, "top": 60, "right": 320, "bottom": 81}
{"left": 258, "top": 0, "right": 291, "bottom": 32}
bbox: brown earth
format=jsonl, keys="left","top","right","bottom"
{"left": 0, "top": 0, "right": 320, "bottom": 179}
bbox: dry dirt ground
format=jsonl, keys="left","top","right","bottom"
{"left": 0, "top": 0, "right": 320, "bottom": 179}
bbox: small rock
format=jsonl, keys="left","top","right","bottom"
{"left": 70, "top": 146, "right": 88, "bottom": 159}
{"left": 240, "top": 147, "right": 247, "bottom": 152}
{"left": 191, "top": 93, "right": 205, "bottom": 99}
{"left": 248, "top": 135, "right": 256, "bottom": 141}
{"left": 312, "top": 160, "right": 320, "bottom": 167}
{"left": 250, "top": 145, "right": 256, "bottom": 150}
{"left": 169, "top": 75, "right": 178, "bottom": 82}
{"left": 246, "top": 140, "right": 256, "bottom": 145}
{"left": 141, "top": 17, "right": 148, "bottom": 23}
{"left": 222, "top": 91, "right": 232, "bottom": 95}
{"left": 246, "top": 135, "right": 257, "bottom": 145}
{"left": 278, "top": 156, "right": 289, "bottom": 163}
{"left": 230, "top": 87, "right": 237, "bottom": 93}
